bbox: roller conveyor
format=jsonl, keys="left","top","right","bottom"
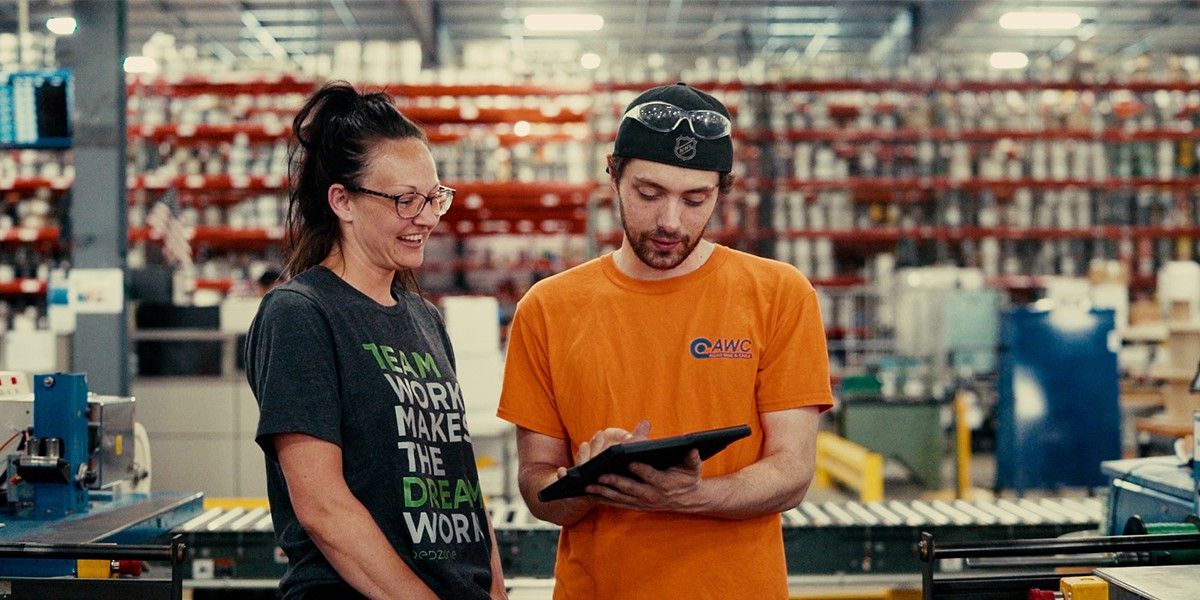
{"left": 172, "top": 496, "right": 1105, "bottom": 582}
{"left": 493, "top": 496, "right": 1105, "bottom": 577}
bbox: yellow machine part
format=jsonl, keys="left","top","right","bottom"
{"left": 203, "top": 497, "right": 270, "bottom": 510}
{"left": 76, "top": 559, "right": 112, "bottom": 579}
{"left": 1060, "top": 575, "right": 1108, "bottom": 600}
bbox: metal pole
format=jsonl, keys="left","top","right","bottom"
{"left": 0, "top": 541, "right": 174, "bottom": 561}
{"left": 67, "top": 0, "right": 129, "bottom": 395}
{"left": 17, "top": 0, "right": 29, "bottom": 66}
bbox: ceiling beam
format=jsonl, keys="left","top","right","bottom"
{"left": 328, "top": 0, "right": 358, "bottom": 32}
{"left": 912, "top": 0, "right": 986, "bottom": 55}
{"left": 397, "top": 0, "right": 439, "bottom": 67}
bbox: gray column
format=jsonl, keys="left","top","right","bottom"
{"left": 67, "top": 0, "right": 128, "bottom": 395}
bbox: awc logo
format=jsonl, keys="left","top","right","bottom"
{"left": 690, "top": 337, "right": 753, "bottom": 360}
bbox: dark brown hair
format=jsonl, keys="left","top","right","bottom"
{"left": 607, "top": 155, "right": 735, "bottom": 197}
{"left": 283, "top": 81, "right": 427, "bottom": 288}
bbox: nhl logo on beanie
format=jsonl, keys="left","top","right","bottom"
{"left": 674, "top": 136, "right": 697, "bottom": 161}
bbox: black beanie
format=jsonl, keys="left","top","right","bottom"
{"left": 613, "top": 83, "right": 733, "bottom": 173}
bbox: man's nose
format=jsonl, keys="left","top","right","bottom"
{"left": 657, "top": 199, "right": 683, "bottom": 232}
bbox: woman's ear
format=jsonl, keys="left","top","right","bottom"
{"left": 327, "top": 183, "right": 354, "bottom": 222}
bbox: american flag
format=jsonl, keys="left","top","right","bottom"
{"left": 145, "top": 194, "right": 193, "bottom": 268}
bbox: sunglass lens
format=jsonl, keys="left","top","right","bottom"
{"left": 638, "top": 103, "right": 683, "bottom": 131}
{"left": 690, "top": 112, "right": 729, "bottom": 138}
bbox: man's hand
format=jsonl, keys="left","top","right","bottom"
{"left": 555, "top": 420, "right": 651, "bottom": 481}
{"left": 584, "top": 448, "right": 706, "bottom": 512}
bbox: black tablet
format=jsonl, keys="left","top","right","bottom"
{"left": 538, "top": 424, "right": 752, "bottom": 502}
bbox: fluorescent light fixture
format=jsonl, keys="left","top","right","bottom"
{"left": 123, "top": 56, "right": 159, "bottom": 74}
{"left": 580, "top": 52, "right": 601, "bottom": 69}
{"left": 262, "top": 26, "right": 319, "bottom": 39}
{"left": 768, "top": 22, "right": 839, "bottom": 37}
{"left": 989, "top": 51, "right": 1029, "bottom": 70}
{"left": 45, "top": 17, "right": 77, "bottom": 35}
{"left": 513, "top": 121, "right": 531, "bottom": 137}
{"left": 241, "top": 11, "right": 289, "bottom": 60}
{"left": 768, "top": 6, "right": 837, "bottom": 20}
{"left": 523, "top": 13, "right": 604, "bottom": 32}
{"left": 999, "top": 11, "right": 1081, "bottom": 30}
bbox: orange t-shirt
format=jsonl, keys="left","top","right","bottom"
{"left": 497, "top": 245, "right": 834, "bottom": 600}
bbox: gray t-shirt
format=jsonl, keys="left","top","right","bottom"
{"left": 246, "top": 266, "right": 492, "bottom": 599}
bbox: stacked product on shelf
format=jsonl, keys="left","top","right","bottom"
{"left": 1, "top": 30, "right": 71, "bottom": 336}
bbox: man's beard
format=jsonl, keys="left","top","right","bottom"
{"left": 617, "top": 192, "right": 706, "bottom": 271}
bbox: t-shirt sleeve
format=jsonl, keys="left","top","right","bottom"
{"left": 248, "top": 289, "right": 343, "bottom": 457}
{"left": 756, "top": 275, "right": 835, "bottom": 413}
{"left": 496, "top": 292, "right": 567, "bottom": 439}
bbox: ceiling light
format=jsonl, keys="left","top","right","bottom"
{"left": 989, "top": 52, "right": 1029, "bottom": 70}
{"left": 46, "top": 17, "right": 77, "bottom": 35}
{"left": 580, "top": 52, "right": 601, "bottom": 69}
{"left": 523, "top": 14, "right": 604, "bottom": 32}
{"left": 513, "top": 121, "right": 531, "bottom": 137}
{"left": 241, "top": 11, "right": 289, "bottom": 60}
{"left": 768, "top": 23, "right": 839, "bottom": 37}
{"left": 999, "top": 11, "right": 1081, "bottom": 31}
{"left": 123, "top": 56, "right": 159, "bottom": 74}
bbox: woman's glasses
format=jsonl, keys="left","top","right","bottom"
{"left": 346, "top": 184, "right": 455, "bottom": 219}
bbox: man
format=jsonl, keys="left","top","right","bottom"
{"left": 497, "top": 83, "right": 833, "bottom": 599}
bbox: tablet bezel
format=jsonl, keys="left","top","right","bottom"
{"left": 537, "top": 424, "right": 752, "bottom": 502}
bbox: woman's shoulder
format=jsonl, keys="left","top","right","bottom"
{"left": 260, "top": 268, "right": 338, "bottom": 315}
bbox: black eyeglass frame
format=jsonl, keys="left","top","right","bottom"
{"left": 344, "top": 184, "right": 455, "bottom": 218}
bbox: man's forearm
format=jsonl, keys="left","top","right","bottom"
{"left": 686, "top": 452, "right": 812, "bottom": 520}
{"left": 519, "top": 463, "right": 598, "bottom": 527}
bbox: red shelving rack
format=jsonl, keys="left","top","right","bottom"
{"left": 0, "top": 279, "right": 48, "bottom": 296}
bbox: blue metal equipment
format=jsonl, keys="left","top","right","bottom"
{"left": 0, "top": 373, "right": 202, "bottom": 582}
{"left": 996, "top": 306, "right": 1122, "bottom": 491}
{"left": 21, "top": 373, "right": 90, "bottom": 519}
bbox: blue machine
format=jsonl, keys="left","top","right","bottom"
{"left": 0, "top": 373, "right": 202, "bottom": 578}
{"left": 1102, "top": 456, "right": 1197, "bottom": 535}
{"left": 996, "top": 306, "right": 1122, "bottom": 491}
{"left": 21, "top": 373, "right": 90, "bottom": 519}
{"left": 1103, "top": 374, "right": 1199, "bottom": 536}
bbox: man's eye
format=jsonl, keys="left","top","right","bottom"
{"left": 684, "top": 197, "right": 706, "bottom": 207}
{"left": 636, "top": 189, "right": 661, "bottom": 200}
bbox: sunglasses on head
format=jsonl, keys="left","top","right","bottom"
{"left": 622, "top": 101, "right": 732, "bottom": 139}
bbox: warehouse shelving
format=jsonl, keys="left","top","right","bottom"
{"left": 775, "top": 225, "right": 1200, "bottom": 242}
{"left": 1, "top": 177, "right": 73, "bottom": 193}
{"left": 10, "top": 72, "right": 1200, "bottom": 311}
{"left": 0, "top": 279, "right": 48, "bottom": 295}
{"left": 118, "top": 74, "right": 601, "bottom": 306}
{"left": 746, "top": 177, "right": 1200, "bottom": 193}
{"left": 597, "top": 77, "right": 1200, "bottom": 245}
{"left": 598, "top": 79, "right": 1200, "bottom": 94}
{"left": 0, "top": 227, "right": 59, "bottom": 244}
{"left": 744, "top": 129, "right": 1200, "bottom": 143}
{"left": 126, "top": 74, "right": 316, "bottom": 97}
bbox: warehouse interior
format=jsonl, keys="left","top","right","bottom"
{"left": 1, "top": 0, "right": 1199, "bottom": 598}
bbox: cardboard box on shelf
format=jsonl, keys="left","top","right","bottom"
{"left": 1129, "top": 299, "right": 1161, "bottom": 326}
{"left": 1169, "top": 300, "right": 1195, "bottom": 323}
{"left": 1089, "top": 259, "right": 1130, "bottom": 286}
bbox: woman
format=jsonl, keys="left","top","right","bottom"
{"left": 246, "top": 81, "right": 506, "bottom": 600}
